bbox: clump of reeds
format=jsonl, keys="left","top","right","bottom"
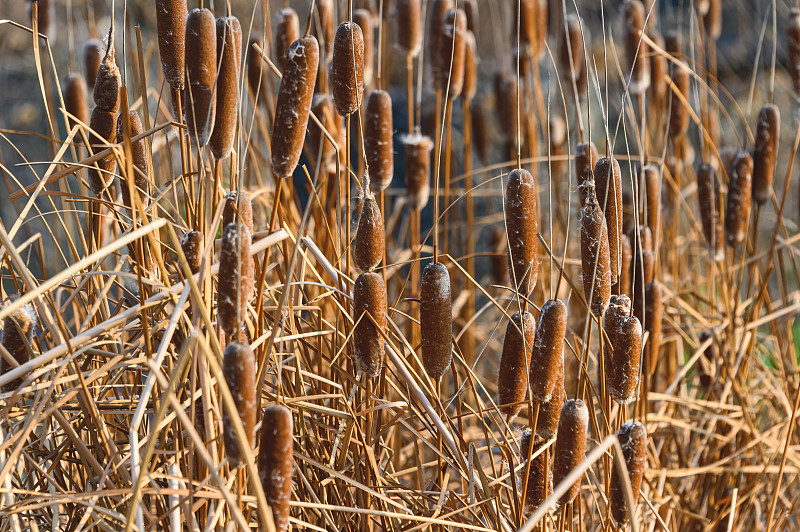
{"left": 420, "top": 262, "right": 452, "bottom": 381}
{"left": 116, "top": 110, "right": 149, "bottom": 210}
{"left": 505, "top": 169, "right": 539, "bottom": 295}
{"left": 184, "top": 8, "right": 217, "bottom": 146}
{"left": 603, "top": 295, "right": 642, "bottom": 404}
{"left": 594, "top": 157, "right": 623, "bottom": 282}
{"left": 209, "top": 16, "right": 242, "bottom": 161}
{"left": 530, "top": 299, "right": 566, "bottom": 403}
{"left": 364, "top": 90, "right": 394, "bottom": 191}
{"left": 609, "top": 420, "right": 647, "bottom": 524}
{"left": 258, "top": 404, "right": 294, "bottom": 532}
{"left": 752, "top": 103, "right": 780, "bottom": 206}
{"left": 497, "top": 311, "right": 535, "bottom": 419}
{"left": 222, "top": 341, "right": 256, "bottom": 467}
{"left": 180, "top": 230, "right": 203, "bottom": 274}
{"left": 353, "top": 272, "right": 387, "bottom": 378}
{"left": 274, "top": 8, "right": 299, "bottom": 73}
{"left": 697, "top": 162, "right": 724, "bottom": 261}
{"left": 395, "top": 0, "right": 421, "bottom": 57}
{"left": 403, "top": 134, "right": 432, "bottom": 209}
{"left": 155, "top": 0, "right": 187, "bottom": 91}
{"left": 63, "top": 73, "right": 89, "bottom": 129}
{"left": 83, "top": 39, "right": 102, "bottom": 90}
{"left": 331, "top": 22, "right": 365, "bottom": 116}
{"left": 621, "top": 0, "right": 650, "bottom": 94}
{"left": 217, "top": 223, "right": 253, "bottom": 338}
{"left": 553, "top": 399, "right": 589, "bottom": 505}
{"left": 580, "top": 179, "right": 612, "bottom": 316}
{"left": 353, "top": 185, "right": 385, "bottom": 272}
{"left": 1, "top": 300, "right": 37, "bottom": 392}
{"left": 725, "top": 149, "right": 753, "bottom": 247}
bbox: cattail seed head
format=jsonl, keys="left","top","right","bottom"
{"left": 88, "top": 106, "right": 118, "bottom": 196}
{"left": 429, "top": 0, "right": 454, "bottom": 89}
{"left": 364, "top": 90, "right": 394, "bottom": 191}
{"left": 621, "top": 0, "right": 650, "bottom": 94}
{"left": 505, "top": 168, "right": 539, "bottom": 295}
{"left": 353, "top": 272, "right": 387, "bottom": 378}
{"left": 617, "top": 234, "right": 633, "bottom": 296}
{"left": 354, "top": 187, "right": 385, "bottom": 272}
{"left": 274, "top": 8, "right": 300, "bottom": 73}
{"left": 463, "top": 30, "right": 478, "bottom": 102}
{"left": 575, "top": 142, "right": 600, "bottom": 207}
{"left": 420, "top": 262, "right": 452, "bottom": 381}
{"left": 180, "top": 230, "right": 203, "bottom": 274}
{"left": 489, "top": 225, "right": 508, "bottom": 285}
{"left": 472, "top": 98, "right": 490, "bottom": 163}
{"left": 553, "top": 399, "right": 589, "bottom": 505}
{"left": 649, "top": 32, "right": 668, "bottom": 114}
{"left": 641, "top": 163, "right": 661, "bottom": 251}
{"left": 726, "top": 149, "right": 753, "bottom": 247}
{"left": 209, "top": 16, "right": 242, "bottom": 161}
{"left": 258, "top": 405, "right": 294, "bottom": 532}
{"left": 580, "top": 180, "right": 612, "bottom": 316}
{"left": 609, "top": 420, "right": 647, "bottom": 524}
{"left": 462, "top": 0, "right": 478, "bottom": 34}
{"left": 529, "top": 299, "right": 566, "bottom": 403}
{"left": 520, "top": 430, "right": 550, "bottom": 515}
{"left": 84, "top": 39, "right": 103, "bottom": 90}
{"left": 594, "top": 157, "right": 623, "bottom": 283}
{"left": 1, "top": 301, "right": 37, "bottom": 392}
{"left": 704, "top": 0, "right": 722, "bottom": 41}
{"left": 697, "top": 162, "right": 724, "bottom": 262}
{"left": 644, "top": 281, "right": 662, "bottom": 377}
{"left": 395, "top": 0, "right": 422, "bottom": 57}
{"left": 272, "top": 36, "right": 319, "bottom": 179}
{"left": 753, "top": 103, "right": 780, "bottom": 205}
{"left": 668, "top": 63, "right": 691, "bottom": 140}
{"left": 789, "top": 9, "right": 800, "bottom": 94}
{"left": 605, "top": 310, "right": 642, "bottom": 404}
{"left": 93, "top": 29, "right": 121, "bottom": 112}
{"left": 558, "top": 14, "right": 587, "bottom": 96}
{"left": 222, "top": 341, "right": 256, "bottom": 467}
{"left": 404, "top": 134, "right": 432, "bottom": 209}
{"left": 435, "top": 9, "right": 468, "bottom": 99}
{"left": 28, "top": 0, "right": 52, "bottom": 36}
{"left": 247, "top": 35, "right": 268, "bottom": 103}
{"left": 184, "top": 8, "right": 217, "bottom": 146}
{"left": 536, "top": 354, "right": 565, "bottom": 439}
{"left": 218, "top": 223, "right": 254, "bottom": 337}
{"left": 116, "top": 110, "right": 149, "bottom": 210}
{"left": 630, "top": 225, "right": 655, "bottom": 325}
{"left": 222, "top": 191, "right": 254, "bottom": 238}
{"left": 354, "top": 10, "right": 374, "bottom": 88}
{"left": 155, "top": 0, "right": 187, "bottom": 91}
{"left": 312, "top": 0, "right": 335, "bottom": 57}
{"left": 496, "top": 72, "right": 523, "bottom": 149}
{"left": 331, "top": 22, "right": 365, "bottom": 116}
{"left": 497, "top": 311, "right": 535, "bottom": 419}
{"left": 63, "top": 73, "right": 89, "bottom": 130}
{"left": 514, "top": 0, "right": 546, "bottom": 60}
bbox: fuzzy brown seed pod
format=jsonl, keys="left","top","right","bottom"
{"left": 789, "top": 9, "right": 800, "bottom": 95}
{"left": 354, "top": 10, "right": 374, "bottom": 88}
{"left": 1, "top": 301, "right": 37, "bottom": 391}
{"left": 312, "top": 0, "right": 335, "bottom": 57}
{"left": 594, "top": 157, "right": 623, "bottom": 283}
{"left": 155, "top": 0, "right": 187, "bottom": 91}
{"left": 272, "top": 36, "right": 320, "bottom": 179}
{"left": 514, "top": 0, "right": 546, "bottom": 60}
{"left": 613, "top": 234, "right": 632, "bottom": 296}
{"left": 209, "top": 16, "right": 242, "bottom": 161}
{"left": 218, "top": 223, "right": 254, "bottom": 337}
{"left": 274, "top": 8, "right": 300, "bottom": 73}
{"left": 489, "top": 226, "right": 508, "bottom": 285}
{"left": 462, "top": 0, "right": 478, "bottom": 34}
{"left": 630, "top": 225, "right": 655, "bottom": 325}
{"left": 87, "top": 106, "right": 118, "bottom": 196}
{"left": 575, "top": 142, "right": 600, "bottom": 207}
{"left": 180, "top": 230, "right": 203, "bottom": 274}
{"left": 643, "top": 281, "right": 662, "bottom": 378}
{"left": 753, "top": 103, "right": 780, "bottom": 206}
{"left": 222, "top": 341, "right": 256, "bottom": 467}
{"left": 420, "top": 262, "right": 452, "bottom": 381}
{"left": 580, "top": 180, "right": 612, "bottom": 316}
{"left": 668, "top": 63, "right": 690, "bottom": 141}
{"left": 506, "top": 168, "right": 539, "bottom": 295}
{"left": 84, "top": 39, "right": 103, "bottom": 90}
{"left": 609, "top": 420, "right": 647, "bottom": 524}
{"left": 558, "top": 14, "right": 587, "bottom": 97}
{"left": 395, "top": 0, "right": 422, "bottom": 57}
{"left": 63, "top": 73, "right": 89, "bottom": 130}
{"left": 530, "top": 299, "right": 566, "bottom": 403}
{"left": 553, "top": 399, "right": 589, "bottom": 505}
{"left": 726, "top": 150, "right": 753, "bottom": 247}
{"left": 697, "top": 163, "right": 724, "bottom": 262}
{"left": 331, "top": 22, "right": 365, "bottom": 116}
{"left": 497, "top": 311, "right": 535, "bottom": 419}
{"left": 404, "top": 134, "right": 432, "bottom": 209}
{"left": 184, "top": 9, "right": 216, "bottom": 146}
{"left": 247, "top": 35, "right": 268, "bottom": 103}
{"left": 93, "top": 30, "right": 121, "bottom": 112}
{"left": 520, "top": 430, "right": 550, "bottom": 515}
{"left": 353, "top": 272, "right": 387, "bottom": 378}
{"left": 621, "top": 0, "right": 650, "bottom": 94}
{"left": 354, "top": 187, "right": 385, "bottom": 272}
{"left": 641, "top": 163, "right": 661, "bottom": 251}
{"left": 116, "top": 110, "right": 149, "bottom": 209}
{"left": 463, "top": 30, "right": 478, "bottom": 102}
{"left": 704, "top": 0, "right": 722, "bottom": 41}
{"left": 496, "top": 72, "right": 523, "bottom": 149}
{"left": 648, "top": 32, "right": 668, "bottom": 114}
{"left": 435, "top": 9, "right": 468, "bottom": 99}
{"left": 472, "top": 98, "right": 490, "bottom": 163}
{"left": 536, "top": 353, "right": 565, "bottom": 439}
{"left": 605, "top": 310, "right": 642, "bottom": 404}
{"left": 364, "top": 90, "right": 394, "bottom": 191}
{"left": 222, "top": 191, "right": 254, "bottom": 239}
{"left": 429, "top": 0, "right": 454, "bottom": 88}
{"left": 258, "top": 404, "right": 294, "bottom": 532}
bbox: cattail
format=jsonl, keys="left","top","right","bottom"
{"left": 258, "top": 405, "right": 294, "bottom": 532}
{"left": 184, "top": 9, "right": 217, "bottom": 146}
{"left": 272, "top": 36, "right": 319, "bottom": 179}
{"left": 84, "top": 39, "right": 103, "bottom": 90}
{"left": 354, "top": 187, "right": 385, "bottom": 272}
{"left": 462, "top": 0, "right": 478, "bottom": 34}
{"left": 222, "top": 191, "right": 253, "bottom": 238}
{"left": 594, "top": 157, "right": 623, "bottom": 283}
{"left": 463, "top": 30, "right": 478, "bottom": 102}
{"left": 312, "top": 0, "right": 335, "bottom": 57}
{"left": 505, "top": 168, "right": 539, "bottom": 295}
{"left": 420, "top": 262, "right": 452, "bottom": 381}
{"left": 395, "top": 0, "right": 422, "bottom": 57}
{"left": 1, "top": 301, "right": 37, "bottom": 392}
{"left": 580, "top": 180, "right": 612, "bottom": 316}
{"left": 643, "top": 281, "right": 662, "bottom": 378}
{"left": 641, "top": 163, "right": 661, "bottom": 251}
{"left": 63, "top": 73, "right": 89, "bottom": 130}
{"left": 435, "top": 9, "right": 468, "bottom": 99}
{"left": 520, "top": 430, "right": 550, "bottom": 514}
{"left": 630, "top": 225, "right": 654, "bottom": 325}
{"left": 698, "top": 329, "right": 718, "bottom": 388}
{"left": 719, "top": 146, "right": 737, "bottom": 181}
{"left": 364, "top": 90, "right": 394, "bottom": 191}
{"left": 496, "top": 72, "right": 523, "bottom": 150}
{"left": 429, "top": 0, "right": 454, "bottom": 90}
{"left": 247, "top": 35, "right": 268, "bottom": 103}
{"left": 274, "top": 8, "right": 300, "bottom": 73}
{"left": 665, "top": 31, "right": 682, "bottom": 60}
{"left": 116, "top": 110, "right": 149, "bottom": 209}
{"left": 649, "top": 32, "right": 668, "bottom": 115}
{"left": 354, "top": 10, "right": 374, "bottom": 88}
{"left": 696, "top": 163, "right": 724, "bottom": 261}
{"left": 704, "top": 0, "right": 722, "bottom": 41}
{"left": 513, "top": 0, "right": 546, "bottom": 60}
{"left": 552, "top": 399, "right": 589, "bottom": 505}
{"left": 530, "top": 299, "right": 566, "bottom": 403}
{"left": 353, "top": 272, "right": 387, "bottom": 378}
{"left": 404, "top": 134, "right": 432, "bottom": 209}
{"left": 609, "top": 420, "right": 647, "bottom": 524}
{"left": 472, "top": 98, "right": 490, "bottom": 163}
{"left": 497, "top": 311, "right": 535, "bottom": 419}
{"left": 331, "top": 22, "right": 365, "bottom": 116}
{"left": 28, "top": 0, "right": 52, "bottom": 35}
{"left": 726, "top": 149, "right": 753, "bottom": 247}
{"left": 558, "top": 14, "right": 587, "bottom": 97}
{"left": 603, "top": 294, "right": 628, "bottom": 391}
{"left": 668, "top": 63, "right": 690, "bottom": 140}
{"left": 536, "top": 353, "right": 565, "bottom": 439}
{"left": 180, "top": 230, "right": 203, "bottom": 274}
{"left": 575, "top": 142, "right": 600, "bottom": 207}
{"left": 209, "top": 16, "right": 242, "bottom": 161}
{"left": 217, "top": 223, "right": 254, "bottom": 337}
{"left": 93, "top": 29, "right": 121, "bottom": 112}
{"left": 222, "top": 341, "right": 256, "bottom": 467}
{"left": 155, "top": 0, "right": 187, "bottom": 91}
{"left": 489, "top": 226, "right": 508, "bottom": 285}
{"left": 621, "top": 0, "right": 650, "bottom": 94}
{"left": 789, "top": 9, "right": 800, "bottom": 94}
{"left": 753, "top": 103, "right": 780, "bottom": 206}
{"left": 87, "top": 107, "right": 118, "bottom": 196}
{"left": 604, "top": 304, "right": 642, "bottom": 404}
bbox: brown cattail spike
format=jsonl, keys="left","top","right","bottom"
{"left": 575, "top": 142, "right": 600, "bottom": 207}
{"left": 789, "top": 9, "right": 800, "bottom": 94}
{"left": 520, "top": 430, "right": 550, "bottom": 515}
{"left": 420, "top": 262, "right": 452, "bottom": 381}
{"left": 155, "top": 0, "right": 187, "bottom": 91}
{"left": 649, "top": 32, "right": 668, "bottom": 115}
{"left": 404, "top": 134, "right": 432, "bottom": 209}
{"left": 1, "top": 301, "right": 37, "bottom": 392}
{"left": 497, "top": 311, "right": 535, "bottom": 420}
{"left": 641, "top": 164, "right": 661, "bottom": 252}
{"left": 753, "top": 103, "right": 780, "bottom": 205}
{"left": 217, "top": 223, "right": 254, "bottom": 337}
{"left": 222, "top": 191, "right": 254, "bottom": 239}
{"left": 604, "top": 295, "right": 632, "bottom": 387}
{"left": 180, "top": 230, "right": 203, "bottom": 274}
{"left": 222, "top": 341, "right": 256, "bottom": 467}
{"left": 505, "top": 169, "right": 539, "bottom": 296}
{"left": 258, "top": 405, "right": 294, "bottom": 532}
{"left": 184, "top": 9, "right": 217, "bottom": 146}
{"left": 117, "top": 110, "right": 149, "bottom": 210}
{"left": 274, "top": 8, "right": 300, "bottom": 73}
{"left": 84, "top": 39, "right": 103, "bottom": 90}
{"left": 429, "top": 0, "right": 454, "bottom": 90}
{"left": 514, "top": 0, "right": 545, "bottom": 60}
{"left": 63, "top": 73, "right": 89, "bottom": 130}
{"left": 87, "top": 107, "right": 118, "bottom": 196}
{"left": 436, "top": 9, "right": 467, "bottom": 99}
{"left": 704, "top": 0, "right": 722, "bottom": 41}
{"left": 594, "top": 157, "right": 623, "bottom": 283}
{"left": 644, "top": 281, "right": 662, "bottom": 378}
{"left": 609, "top": 420, "right": 647, "bottom": 524}
{"left": 621, "top": 0, "right": 650, "bottom": 94}
{"left": 354, "top": 186, "right": 385, "bottom": 272}
{"left": 614, "top": 234, "right": 633, "bottom": 296}
{"left": 668, "top": 63, "right": 691, "bottom": 140}
{"left": 312, "top": 0, "right": 335, "bottom": 57}
{"left": 463, "top": 30, "right": 478, "bottom": 102}
{"left": 272, "top": 36, "right": 319, "bottom": 179}
{"left": 209, "top": 16, "right": 242, "bottom": 161}
{"left": 354, "top": 10, "right": 374, "bottom": 88}
{"left": 536, "top": 354, "right": 565, "bottom": 439}
{"left": 353, "top": 272, "right": 387, "bottom": 378}
{"left": 247, "top": 35, "right": 268, "bottom": 104}
{"left": 364, "top": 90, "right": 394, "bottom": 191}
{"left": 604, "top": 302, "right": 643, "bottom": 404}
{"left": 331, "top": 22, "right": 365, "bottom": 116}
{"left": 93, "top": 27, "right": 120, "bottom": 112}
{"left": 726, "top": 150, "right": 753, "bottom": 247}
{"left": 472, "top": 98, "right": 490, "bottom": 163}
{"left": 553, "top": 399, "right": 589, "bottom": 505}
{"left": 395, "top": 0, "right": 422, "bottom": 57}
{"left": 580, "top": 179, "right": 612, "bottom": 316}
{"left": 697, "top": 163, "right": 724, "bottom": 261}
{"left": 530, "top": 299, "right": 567, "bottom": 403}
{"left": 630, "top": 226, "right": 654, "bottom": 325}
{"left": 489, "top": 226, "right": 508, "bottom": 285}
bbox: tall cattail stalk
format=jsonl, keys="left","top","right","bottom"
{"left": 558, "top": 14, "right": 587, "bottom": 103}
{"left": 641, "top": 163, "right": 661, "bottom": 254}
{"left": 498, "top": 311, "right": 535, "bottom": 420}
{"left": 789, "top": 9, "right": 800, "bottom": 96}
{"left": 575, "top": 142, "right": 600, "bottom": 208}
{"left": 364, "top": 90, "right": 393, "bottom": 192}
{"left": 643, "top": 281, "right": 662, "bottom": 392}
{"left": 180, "top": 230, "right": 203, "bottom": 274}
{"left": 621, "top": 0, "right": 650, "bottom": 95}
{"left": 63, "top": 73, "right": 89, "bottom": 131}
{"left": 116, "top": 110, "right": 148, "bottom": 213}
{"left": 530, "top": 299, "right": 566, "bottom": 403}
{"left": 354, "top": 9, "right": 374, "bottom": 89}
{"left": 519, "top": 429, "right": 549, "bottom": 516}
{"left": 258, "top": 405, "right": 293, "bottom": 532}
{"left": 222, "top": 341, "right": 256, "bottom": 467}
